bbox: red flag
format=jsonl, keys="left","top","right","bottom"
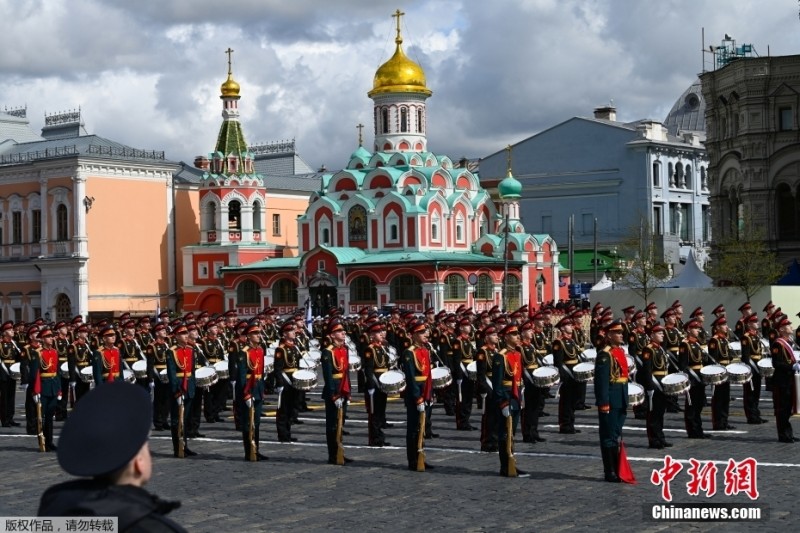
{"left": 618, "top": 441, "right": 636, "bottom": 484}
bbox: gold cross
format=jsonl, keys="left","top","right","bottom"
{"left": 392, "top": 9, "right": 405, "bottom": 43}
{"left": 225, "top": 47, "right": 234, "bottom": 74}
{"left": 356, "top": 123, "right": 364, "bottom": 146}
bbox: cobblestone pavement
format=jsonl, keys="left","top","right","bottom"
{"left": 0, "top": 380, "right": 797, "bottom": 532}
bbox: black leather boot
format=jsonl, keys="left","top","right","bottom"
{"left": 602, "top": 447, "right": 620, "bottom": 482}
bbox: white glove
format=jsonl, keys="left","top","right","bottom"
{"left": 33, "top": 394, "right": 40, "bottom": 404}
{"left": 794, "top": 363, "right": 800, "bottom": 373}
{"left": 335, "top": 397, "right": 344, "bottom": 409}
{"left": 502, "top": 405, "right": 510, "bottom": 418}
{"left": 21, "top": 384, "right": 28, "bottom": 393}
{"left": 230, "top": 380, "right": 236, "bottom": 388}
{"left": 416, "top": 402, "right": 425, "bottom": 413}
{"left": 246, "top": 397, "right": 253, "bottom": 408}
{"left": 457, "top": 379, "right": 463, "bottom": 386}
{"left": 57, "top": 394, "right": 62, "bottom": 402}
{"left": 69, "top": 382, "right": 76, "bottom": 388}
{"left": 367, "top": 388, "right": 375, "bottom": 395}
{"left": 149, "top": 380, "right": 155, "bottom": 389}
{"left": 276, "top": 386, "right": 284, "bottom": 394}
{"left": 176, "top": 395, "right": 183, "bottom": 406}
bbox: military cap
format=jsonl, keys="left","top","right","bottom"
{"left": 367, "top": 321, "right": 385, "bottom": 334}
{"left": 327, "top": 319, "right": 345, "bottom": 335}
{"left": 246, "top": 324, "right": 262, "bottom": 336}
{"left": 633, "top": 311, "right": 645, "bottom": 321}
{"left": 763, "top": 301, "right": 774, "bottom": 313}
{"left": 39, "top": 327, "right": 54, "bottom": 338}
{"left": 27, "top": 326, "right": 40, "bottom": 339}
{"left": 776, "top": 317, "right": 792, "bottom": 328}
{"left": 58, "top": 382, "right": 151, "bottom": 477}
{"left": 746, "top": 314, "right": 759, "bottom": 324}
{"left": 459, "top": 317, "right": 472, "bottom": 327}
{"left": 645, "top": 302, "right": 658, "bottom": 311}
{"left": 409, "top": 320, "right": 428, "bottom": 334}
{"left": 482, "top": 325, "right": 498, "bottom": 336}
{"left": 648, "top": 324, "right": 665, "bottom": 334}
{"left": 712, "top": 316, "right": 727, "bottom": 328}
{"left": 712, "top": 304, "right": 725, "bottom": 315}
{"left": 684, "top": 319, "right": 701, "bottom": 330}
{"left": 71, "top": 315, "right": 84, "bottom": 325}
{"left": 738, "top": 302, "right": 752, "bottom": 312}
{"left": 74, "top": 324, "right": 90, "bottom": 334}
{"left": 172, "top": 324, "right": 188, "bottom": 336}
{"left": 622, "top": 306, "right": 636, "bottom": 314}
{"left": 556, "top": 317, "right": 573, "bottom": 329}
{"left": 605, "top": 320, "right": 625, "bottom": 333}
{"left": 280, "top": 321, "right": 295, "bottom": 333}
{"left": 520, "top": 321, "right": 534, "bottom": 331}
{"left": 1, "top": 321, "right": 13, "bottom": 332}
{"left": 100, "top": 326, "right": 117, "bottom": 337}
{"left": 500, "top": 324, "right": 520, "bottom": 336}
{"left": 689, "top": 307, "right": 704, "bottom": 318}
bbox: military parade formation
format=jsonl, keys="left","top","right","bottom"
{"left": 1, "top": 298, "right": 799, "bottom": 482}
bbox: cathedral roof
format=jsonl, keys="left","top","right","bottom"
{"left": 367, "top": 14, "right": 431, "bottom": 98}
{"left": 663, "top": 79, "right": 706, "bottom": 137}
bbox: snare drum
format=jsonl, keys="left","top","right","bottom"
{"left": 660, "top": 373, "right": 690, "bottom": 396}
{"left": 299, "top": 358, "right": 318, "bottom": 370}
{"left": 310, "top": 339, "right": 320, "bottom": 350}
{"left": 349, "top": 355, "right": 362, "bottom": 372}
{"left": 387, "top": 345, "right": 398, "bottom": 364}
{"left": 542, "top": 354, "right": 554, "bottom": 366}
{"left": 195, "top": 366, "right": 218, "bottom": 388}
{"left": 60, "top": 361, "right": 70, "bottom": 379}
{"left": 214, "top": 360, "right": 229, "bottom": 380}
{"left": 628, "top": 382, "right": 645, "bottom": 407}
{"left": 532, "top": 366, "right": 560, "bottom": 388}
{"left": 158, "top": 368, "right": 169, "bottom": 384}
{"left": 123, "top": 369, "right": 135, "bottom": 384}
{"left": 572, "top": 362, "right": 595, "bottom": 383}
{"left": 9, "top": 362, "right": 21, "bottom": 381}
{"left": 466, "top": 361, "right": 477, "bottom": 381}
{"left": 757, "top": 358, "right": 774, "bottom": 377}
{"left": 132, "top": 360, "right": 148, "bottom": 380}
{"left": 80, "top": 366, "right": 94, "bottom": 384}
{"left": 582, "top": 348, "right": 597, "bottom": 362}
{"left": 730, "top": 341, "right": 742, "bottom": 355}
{"left": 431, "top": 366, "right": 452, "bottom": 389}
{"left": 700, "top": 364, "right": 728, "bottom": 386}
{"left": 626, "top": 355, "right": 637, "bottom": 376}
{"left": 263, "top": 356, "right": 274, "bottom": 374}
{"left": 307, "top": 349, "right": 322, "bottom": 363}
{"left": 726, "top": 362, "right": 752, "bottom": 384}
{"left": 292, "top": 369, "right": 318, "bottom": 391}
{"left": 379, "top": 370, "right": 406, "bottom": 394}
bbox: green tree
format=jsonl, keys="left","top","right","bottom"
{"left": 615, "top": 217, "right": 671, "bottom": 307}
{"left": 707, "top": 226, "right": 785, "bottom": 301}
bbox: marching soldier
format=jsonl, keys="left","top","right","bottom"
{"left": 741, "top": 315, "right": 768, "bottom": 424}
{"left": 520, "top": 320, "right": 546, "bottom": 443}
{"left": 273, "top": 321, "right": 302, "bottom": 442}
{"left": 146, "top": 323, "right": 172, "bottom": 431}
{"left": 553, "top": 317, "right": 582, "bottom": 434}
{"left": 402, "top": 320, "right": 433, "bottom": 471}
{"left": 92, "top": 326, "right": 124, "bottom": 385}
{"left": 66, "top": 324, "right": 93, "bottom": 404}
{"left": 54, "top": 321, "right": 71, "bottom": 421}
{"left": 321, "top": 318, "right": 353, "bottom": 465}
{"left": 185, "top": 323, "right": 208, "bottom": 439}
{"left": 494, "top": 324, "right": 528, "bottom": 477}
{"left": 167, "top": 325, "right": 198, "bottom": 457}
{"left": 627, "top": 311, "right": 649, "bottom": 420}
{"left": 734, "top": 302, "right": 754, "bottom": 341}
{"left": 118, "top": 320, "right": 147, "bottom": 390}
{"left": 29, "top": 327, "right": 61, "bottom": 452}
{"left": 452, "top": 317, "right": 477, "bottom": 431}
{"left": 476, "top": 325, "right": 500, "bottom": 452}
{"left": 228, "top": 320, "right": 250, "bottom": 432}
{"left": 679, "top": 319, "right": 710, "bottom": 439}
{"left": 21, "top": 326, "right": 39, "bottom": 435}
{"left": 0, "top": 321, "right": 21, "bottom": 427}
{"left": 363, "top": 321, "right": 392, "bottom": 447}
{"left": 595, "top": 321, "right": 629, "bottom": 483}
{"left": 708, "top": 317, "right": 734, "bottom": 430}
{"left": 770, "top": 316, "right": 798, "bottom": 443}
{"left": 661, "top": 309, "right": 684, "bottom": 413}
{"left": 201, "top": 320, "right": 228, "bottom": 424}
{"left": 640, "top": 325, "right": 672, "bottom": 449}
{"left": 237, "top": 324, "right": 268, "bottom": 461}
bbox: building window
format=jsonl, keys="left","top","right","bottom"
{"left": 385, "top": 211, "right": 399, "bottom": 244}
{"left": 349, "top": 276, "right": 377, "bottom": 303}
{"left": 390, "top": 224, "right": 398, "bottom": 241}
{"left": 198, "top": 262, "right": 209, "bottom": 280}
{"left": 237, "top": 279, "right": 261, "bottom": 306}
{"left": 670, "top": 203, "right": 690, "bottom": 241}
{"left": 272, "top": 279, "right": 298, "bottom": 305}
{"left": 504, "top": 275, "right": 521, "bottom": 310}
{"left": 431, "top": 213, "right": 440, "bottom": 242}
{"left": 252, "top": 201, "right": 262, "bottom": 231}
{"left": 390, "top": 274, "right": 422, "bottom": 302}
{"left": 417, "top": 108, "right": 423, "bottom": 133}
{"left": 55, "top": 294, "right": 71, "bottom": 321}
{"left": 702, "top": 205, "right": 710, "bottom": 242}
{"left": 381, "top": 108, "right": 390, "bottom": 134}
{"left": 400, "top": 107, "right": 408, "bottom": 133}
{"left": 12, "top": 211, "right": 21, "bottom": 244}
{"left": 652, "top": 162, "right": 661, "bottom": 187}
{"left": 653, "top": 205, "right": 663, "bottom": 236}
{"left": 537, "top": 280, "right": 545, "bottom": 304}
{"left": 272, "top": 214, "right": 281, "bottom": 236}
{"left": 779, "top": 107, "right": 793, "bottom": 131}
{"left": 228, "top": 200, "right": 241, "bottom": 230}
{"left": 204, "top": 203, "right": 217, "bottom": 231}
{"left": 444, "top": 274, "right": 466, "bottom": 301}
{"left": 213, "top": 261, "right": 224, "bottom": 279}
{"left": 56, "top": 204, "right": 68, "bottom": 241}
{"left": 475, "top": 274, "right": 493, "bottom": 301}
{"left": 348, "top": 205, "right": 367, "bottom": 241}
{"left": 32, "top": 209, "right": 41, "bottom": 242}
{"left": 321, "top": 228, "right": 330, "bottom": 245}
{"left": 700, "top": 167, "right": 708, "bottom": 190}
{"left": 684, "top": 165, "right": 692, "bottom": 189}
{"left": 455, "top": 214, "right": 465, "bottom": 243}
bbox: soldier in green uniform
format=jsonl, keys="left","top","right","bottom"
{"left": 679, "top": 319, "right": 710, "bottom": 439}
{"left": 741, "top": 315, "right": 768, "bottom": 424}
{"left": 0, "top": 321, "right": 22, "bottom": 427}
{"left": 493, "top": 324, "right": 528, "bottom": 477}
{"left": 237, "top": 324, "right": 268, "bottom": 461}
{"left": 594, "top": 321, "right": 629, "bottom": 482}
{"left": 640, "top": 325, "right": 673, "bottom": 449}
{"left": 402, "top": 320, "right": 433, "bottom": 471}
{"left": 321, "top": 319, "right": 353, "bottom": 465}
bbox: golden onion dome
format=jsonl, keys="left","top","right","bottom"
{"left": 220, "top": 73, "right": 240, "bottom": 98}
{"left": 368, "top": 33, "right": 432, "bottom": 98}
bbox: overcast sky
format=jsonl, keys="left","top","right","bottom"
{"left": 1, "top": 0, "right": 797, "bottom": 172}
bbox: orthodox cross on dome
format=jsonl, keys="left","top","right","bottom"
{"left": 392, "top": 9, "right": 405, "bottom": 44}
{"left": 357, "top": 123, "right": 364, "bottom": 146}
{"left": 225, "top": 47, "right": 234, "bottom": 75}
{"left": 505, "top": 144, "right": 513, "bottom": 174}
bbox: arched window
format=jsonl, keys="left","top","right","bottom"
{"left": 236, "top": 279, "right": 261, "bottom": 306}
{"left": 455, "top": 213, "right": 465, "bottom": 243}
{"left": 55, "top": 293, "right": 71, "bottom": 321}
{"left": 475, "top": 274, "right": 493, "bottom": 301}
{"left": 417, "top": 108, "right": 423, "bottom": 133}
{"left": 348, "top": 205, "right": 367, "bottom": 241}
{"left": 272, "top": 279, "right": 297, "bottom": 305}
{"left": 431, "top": 213, "right": 440, "bottom": 242}
{"left": 385, "top": 211, "right": 400, "bottom": 243}
{"left": 56, "top": 204, "right": 69, "bottom": 241}
{"left": 350, "top": 276, "right": 377, "bottom": 303}
{"left": 204, "top": 202, "right": 217, "bottom": 231}
{"left": 652, "top": 161, "right": 661, "bottom": 187}
{"left": 390, "top": 274, "right": 422, "bottom": 302}
{"left": 668, "top": 162, "right": 675, "bottom": 187}
{"left": 400, "top": 107, "right": 408, "bottom": 133}
{"left": 684, "top": 165, "right": 692, "bottom": 190}
{"left": 444, "top": 274, "right": 466, "bottom": 301}
{"left": 777, "top": 183, "right": 797, "bottom": 239}
{"left": 321, "top": 228, "right": 330, "bottom": 245}
{"left": 228, "top": 200, "right": 241, "bottom": 230}
{"left": 700, "top": 167, "right": 708, "bottom": 190}
{"left": 381, "top": 108, "right": 389, "bottom": 134}
{"left": 504, "top": 274, "right": 521, "bottom": 310}
{"left": 252, "top": 201, "right": 262, "bottom": 231}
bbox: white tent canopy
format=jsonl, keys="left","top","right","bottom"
{"left": 661, "top": 249, "right": 712, "bottom": 288}
{"left": 591, "top": 273, "right": 613, "bottom": 291}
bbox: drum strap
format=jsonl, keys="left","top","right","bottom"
{"left": 650, "top": 375, "right": 663, "bottom": 393}
{"left": 523, "top": 367, "right": 535, "bottom": 384}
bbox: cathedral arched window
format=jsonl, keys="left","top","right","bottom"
{"left": 228, "top": 200, "right": 241, "bottom": 230}
{"left": 390, "top": 274, "right": 422, "bottom": 303}
{"left": 252, "top": 201, "right": 262, "bottom": 231}
{"left": 431, "top": 212, "right": 440, "bottom": 243}
{"left": 455, "top": 213, "right": 465, "bottom": 243}
{"left": 400, "top": 107, "right": 408, "bottom": 133}
{"left": 204, "top": 202, "right": 217, "bottom": 231}
{"left": 417, "top": 109, "right": 423, "bottom": 133}
{"left": 237, "top": 279, "right": 261, "bottom": 306}
{"left": 385, "top": 211, "right": 400, "bottom": 244}
{"left": 504, "top": 274, "right": 521, "bottom": 310}
{"left": 475, "top": 274, "right": 493, "bottom": 301}
{"left": 56, "top": 204, "right": 69, "bottom": 242}
{"left": 381, "top": 108, "right": 390, "bottom": 134}
{"left": 652, "top": 161, "right": 661, "bottom": 187}
{"left": 350, "top": 276, "right": 377, "bottom": 303}
{"left": 444, "top": 274, "right": 466, "bottom": 301}
{"left": 272, "top": 278, "right": 297, "bottom": 305}
{"left": 684, "top": 165, "right": 692, "bottom": 190}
